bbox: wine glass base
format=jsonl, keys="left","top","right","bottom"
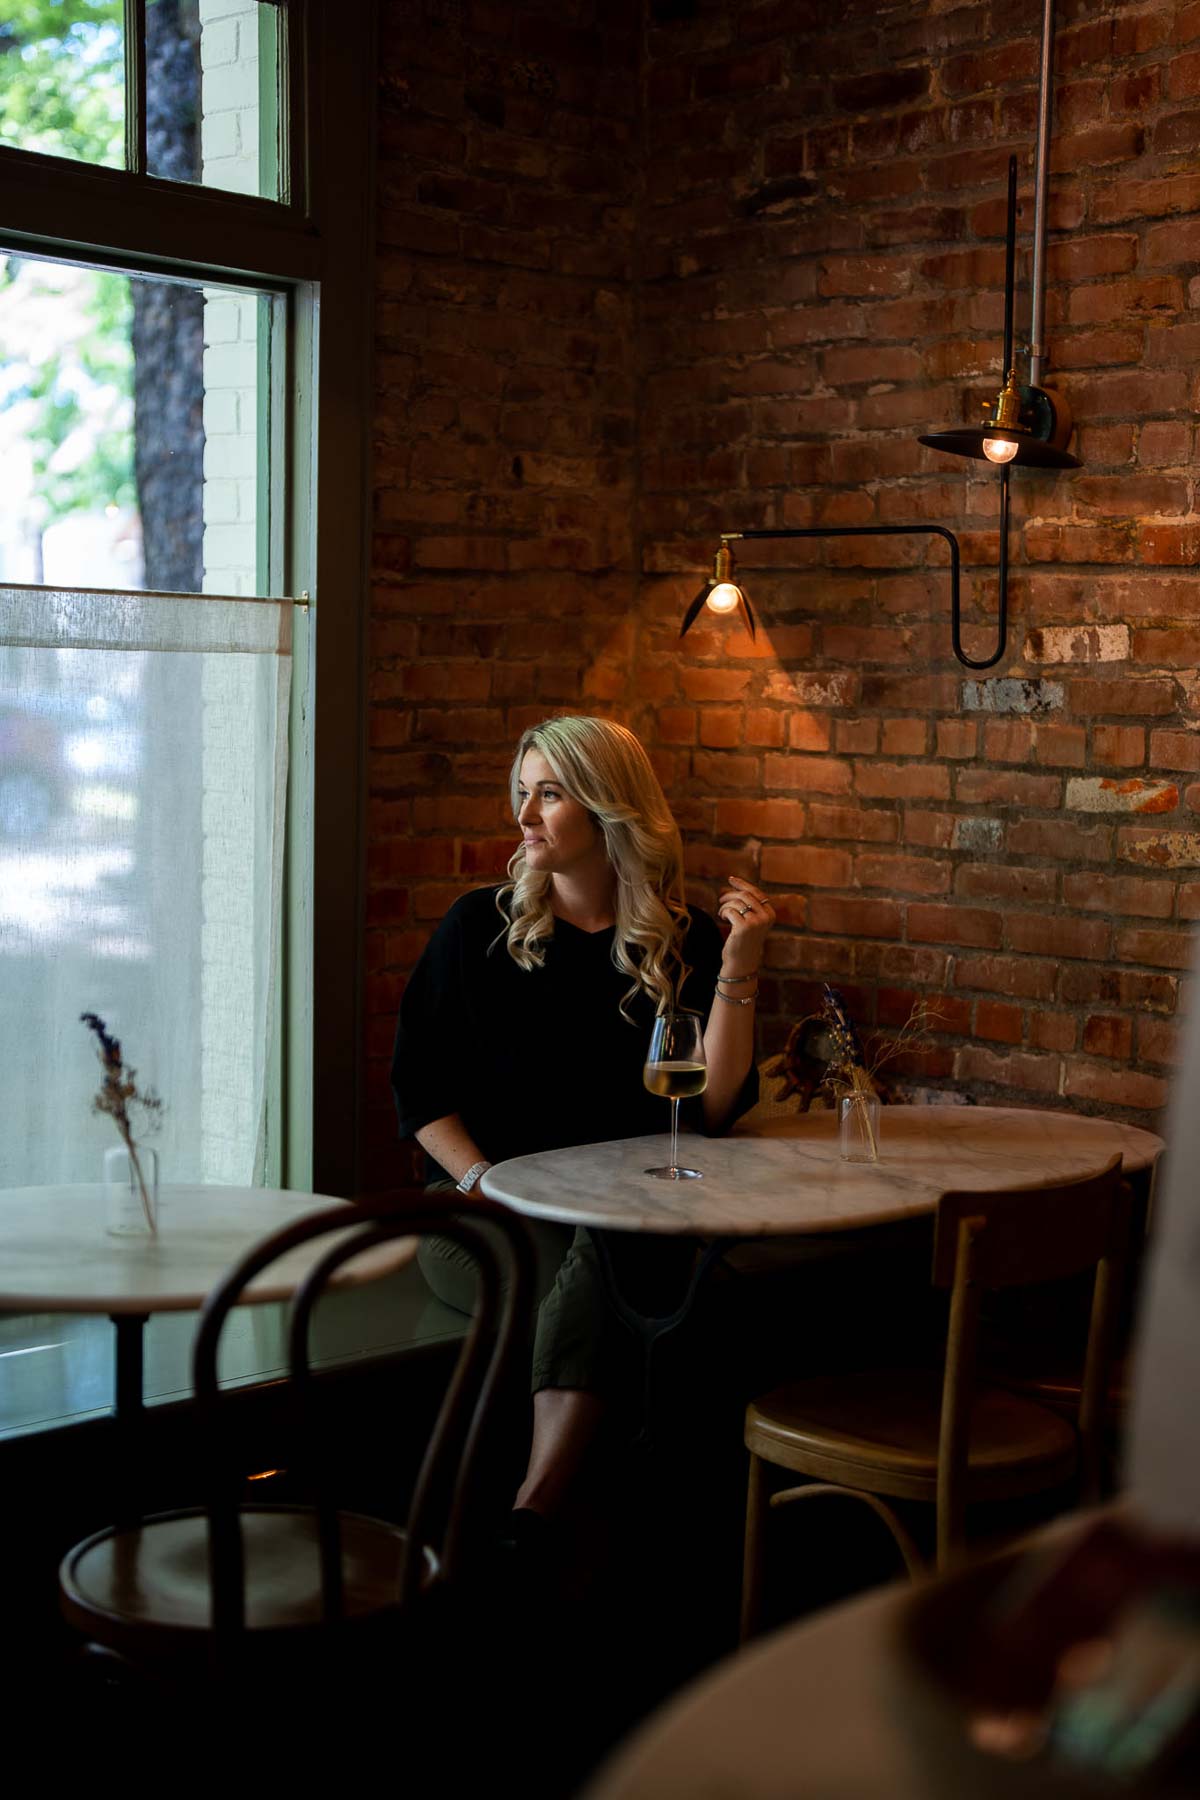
{"left": 644, "top": 1166, "right": 703, "bottom": 1180}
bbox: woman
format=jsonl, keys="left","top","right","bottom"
{"left": 391, "top": 714, "right": 774, "bottom": 1531}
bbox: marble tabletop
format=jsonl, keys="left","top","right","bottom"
{"left": 0, "top": 1184, "right": 415, "bottom": 1314}
{"left": 482, "top": 1107, "right": 1163, "bottom": 1237}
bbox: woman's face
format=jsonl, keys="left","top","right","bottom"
{"left": 516, "top": 749, "right": 606, "bottom": 880}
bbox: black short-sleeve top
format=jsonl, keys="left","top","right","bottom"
{"left": 391, "top": 885, "right": 757, "bottom": 1180}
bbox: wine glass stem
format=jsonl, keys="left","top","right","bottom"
{"left": 670, "top": 1097, "right": 680, "bottom": 1174}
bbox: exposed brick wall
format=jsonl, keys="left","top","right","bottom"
{"left": 365, "top": 0, "right": 1197, "bottom": 1181}
{"left": 636, "top": 0, "right": 1196, "bottom": 1138}
{"left": 365, "top": 0, "right": 642, "bottom": 1180}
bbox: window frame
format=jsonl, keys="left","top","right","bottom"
{"left": 0, "top": 0, "right": 377, "bottom": 1199}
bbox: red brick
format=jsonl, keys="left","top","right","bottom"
{"left": 732, "top": 705, "right": 784, "bottom": 750}
{"left": 760, "top": 846, "right": 854, "bottom": 887}
{"left": 458, "top": 837, "right": 515, "bottom": 877}
{"left": 955, "top": 865, "right": 1058, "bottom": 905}
{"left": 855, "top": 763, "right": 950, "bottom": 801}
{"left": 1006, "top": 914, "right": 1110, "bottom": 961}
{"left": 689, "top": 751, "right": 763, "bottom": 792}
{"left": 1137, "top": 1019, "right": 1179, "bottom": 1067}
{"left": 1031, "top": 1012, "right": 1077, "bottom": 1053}
{"left": 836, "top": 719, "right": 881, "bottom": 755}
{"left": 1062, "top": 1063, "right": 1169, "bottom": 1111}
{"left": 1092, "top": 725, "right": 1145, "bottom": 767}
{"left": 1006, "top": 819, "right": 1112, "bottom": 861}
{"left": 904, "top": 812, "right": 955, "bottom": 850}
{"left": 1082, "top": 1014, "right": 1133, "bottom": 1060}
{"left": 908, "top": 903, "right": 1002, "bottom": 949}
{"left": 1034, "top": 725, "right": 1087, "bottom": 768}
{"left": 807, "top": 804, "right": 901, "bottom": 844}
{"left": 680, "top": 669, "right": 753, "bottom": 702}
{"left": 854, "top": 853, "right": 950, "bottom": 896}
{"left": 955, "top": 1046, "right": 1062, "bottom": 1095}
{"left": 1149, "top": 729, "right": 1200, "bottom": 771}
{"left": 1115, "top": 927, "right": 1195, "bottom": 970}
{"left": 955, "top": 771, "right": 1063, "bottom": 808}
{"left": 764, "top": 755, "right": 853, "bottom": 795}
{"left": 790, "top": 712, "right": 834, "bottom": 752}
{"left": 937, "top": 719, "right": 978, "bottom": 759}
{"left": 698, "top": 708, "right": 745, "bottom": 749}
{"left": 714, "top": 799, "right": 807, "bottom": 839}
{"left": 809, "top": 895, "right": 903, "bottom": 938}
{"left": 984, "top": 720, "right": 1033, "bottom": 763}
{"left": 975, "top": 1001, "right": 1023, "bottom": 1044}
{"left": 881, "top": 718, "right": 929, "bottom": 757}
{"left": 1062, "top": 872, "right": 1175, "bottom": 920}
{"left": 859, "top": 945, "right": 951, "bottom": 986}
{"left": 1069, "top": 679, "right": 1177, "bottom": 717}
{"left": 954, "top": 955, "right": 1058, "bottom": 1001}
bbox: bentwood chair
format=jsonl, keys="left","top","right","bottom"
{"left": 740, "top": 1159, "right": 1129, "bottom": 1642}
{"left": 58, "top": 1193, "right": 534, "bottom": 1730}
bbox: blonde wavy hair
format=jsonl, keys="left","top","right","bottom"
{"left": 496, "top": 715, "right": 690, "bottom": 1019}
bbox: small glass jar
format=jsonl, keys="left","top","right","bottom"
{"left": 839, "top": 1092, "right": 880, "bottom": 1163}
{"left": 105, "top": 1143, "right": 159, "bottom": 1235}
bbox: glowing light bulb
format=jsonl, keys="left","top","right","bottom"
{"left": 982, "top": 435, "right": 1020, "bottom": 464}
{"left": 706, "top": 581, "right": 742, "bottom": 614}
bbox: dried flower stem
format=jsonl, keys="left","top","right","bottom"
{"left": 81, "top": 1012, "right": 163, "bottom": 1232}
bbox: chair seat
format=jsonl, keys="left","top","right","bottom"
{"left": 746, "top": 1368, "right": 1079, "bottom": 1504}
{"left": 59, "top": 1504, "right": 414, "bottom": 1663}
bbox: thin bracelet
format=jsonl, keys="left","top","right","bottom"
{"left": 714, "top": 987, "right": 757, "bottom": 1006}
{"left": 717, "top": 970, "right": 760, "bottom": 986}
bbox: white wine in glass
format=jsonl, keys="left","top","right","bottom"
{"left": 644, "top": 1009, "right": 707, "bottom": 1180}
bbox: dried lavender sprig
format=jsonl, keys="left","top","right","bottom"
{"left": 81, "top": 1012, "right": 163, "bottom": 1230}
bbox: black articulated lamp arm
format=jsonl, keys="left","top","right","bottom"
{"left": 710, "top": 520, "right": 1007, "bottom": 672}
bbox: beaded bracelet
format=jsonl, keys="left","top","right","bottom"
{"left": 714, "top": 987, "right": 758, "bottom": 1006}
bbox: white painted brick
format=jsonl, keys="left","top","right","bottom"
{"left": 205, "top": 55, "right": 260, "bottom": 116}
{"left": 203, "top": 391, "right": 239, "bottom": 435}
{"left": 204, "top": 434, "right": 257, "bottom": 481}
{"left": 201, "top": 112, "right": 239, "bottom": 161}
{"left": 1066, "top": 776, "right": 1179, "bottom": 814}
{"left": 203, "top": 342, "right": 257, "bottom": 389}
{"left": 203, "top": 522, "right": 256, "bottom": 567}
{"left": 1024, "top": 624, "right": 1131, "bottom": 663}
{"left": 200, "top": 18, "right": 239, "bottom": 68}
{"left": 202, "top": 298, "right": 242, "bottom": 345}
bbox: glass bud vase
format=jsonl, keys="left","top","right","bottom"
{"left": 838, "top": 1092, "right": 880, "bottom": 1163}
{"left": 104, "top": 1143, "right": 159, "bottom": 1235}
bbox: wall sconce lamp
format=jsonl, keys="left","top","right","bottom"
{"left": 681, "top": 524, "right": 994, "bottom": 666}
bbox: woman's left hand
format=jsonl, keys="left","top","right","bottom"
{"left": 717, "top": 874, "right": 775, "bottom": 976}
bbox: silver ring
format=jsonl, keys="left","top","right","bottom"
{"left": 738, "top": 904, "right": 750, "bottom": 917}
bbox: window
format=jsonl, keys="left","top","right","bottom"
{"left": 0, "top": 1, "right": 376, "bottom": 1199}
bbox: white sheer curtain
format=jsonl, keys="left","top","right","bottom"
{"left": 0, "top": 585, "right": 291, "bottom": 1188}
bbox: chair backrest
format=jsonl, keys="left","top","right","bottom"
{"left": 930, "top": 1157, "right": 1129, "bottom": 1564}
{"left": 190, "top": 1191, "right": 535, "bottom": 1639}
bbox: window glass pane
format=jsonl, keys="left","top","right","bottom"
{"left": 0, "top": 250, "right": 275, "bottom": 595}
{"left": 147, "top": 0, "right": 281, "bottom": 202}
{"left": 0, "top": 0, "right": 124, "bottom": 168}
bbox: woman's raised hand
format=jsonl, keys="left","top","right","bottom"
{"left": 716, "top": 874, "right": 775, "bottom": 976}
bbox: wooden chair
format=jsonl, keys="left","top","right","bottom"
{"left": 740, "top": 1159, "right": 1129, "bottom": 1642}
{"left": 58, "top": 1193, "right": 534, "bottom": 1722}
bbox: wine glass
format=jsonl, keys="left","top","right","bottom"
{"left": 644, "top": 1009, "right": 707, "bottom": 1180}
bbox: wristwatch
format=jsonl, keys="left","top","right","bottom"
{"left": 456, "top": 1159, "right": 491, "bottom": 1194}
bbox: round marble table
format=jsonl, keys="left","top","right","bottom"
{"left": 481, "top": 1107, "right": 1163, "bottom": 1238}
{"left": 586, "top": 1573, "right": 922, "bottom": 1798}
{"left": 0, "top": 1184, "right": 415, "bottom": 1419}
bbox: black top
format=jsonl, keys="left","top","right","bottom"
{"left": 391, "top": 885, "right": 757, "bottom": 1180}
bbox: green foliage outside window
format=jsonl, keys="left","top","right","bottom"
{"left": 0, "top": 1, "right": 125, "bottom": 168}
